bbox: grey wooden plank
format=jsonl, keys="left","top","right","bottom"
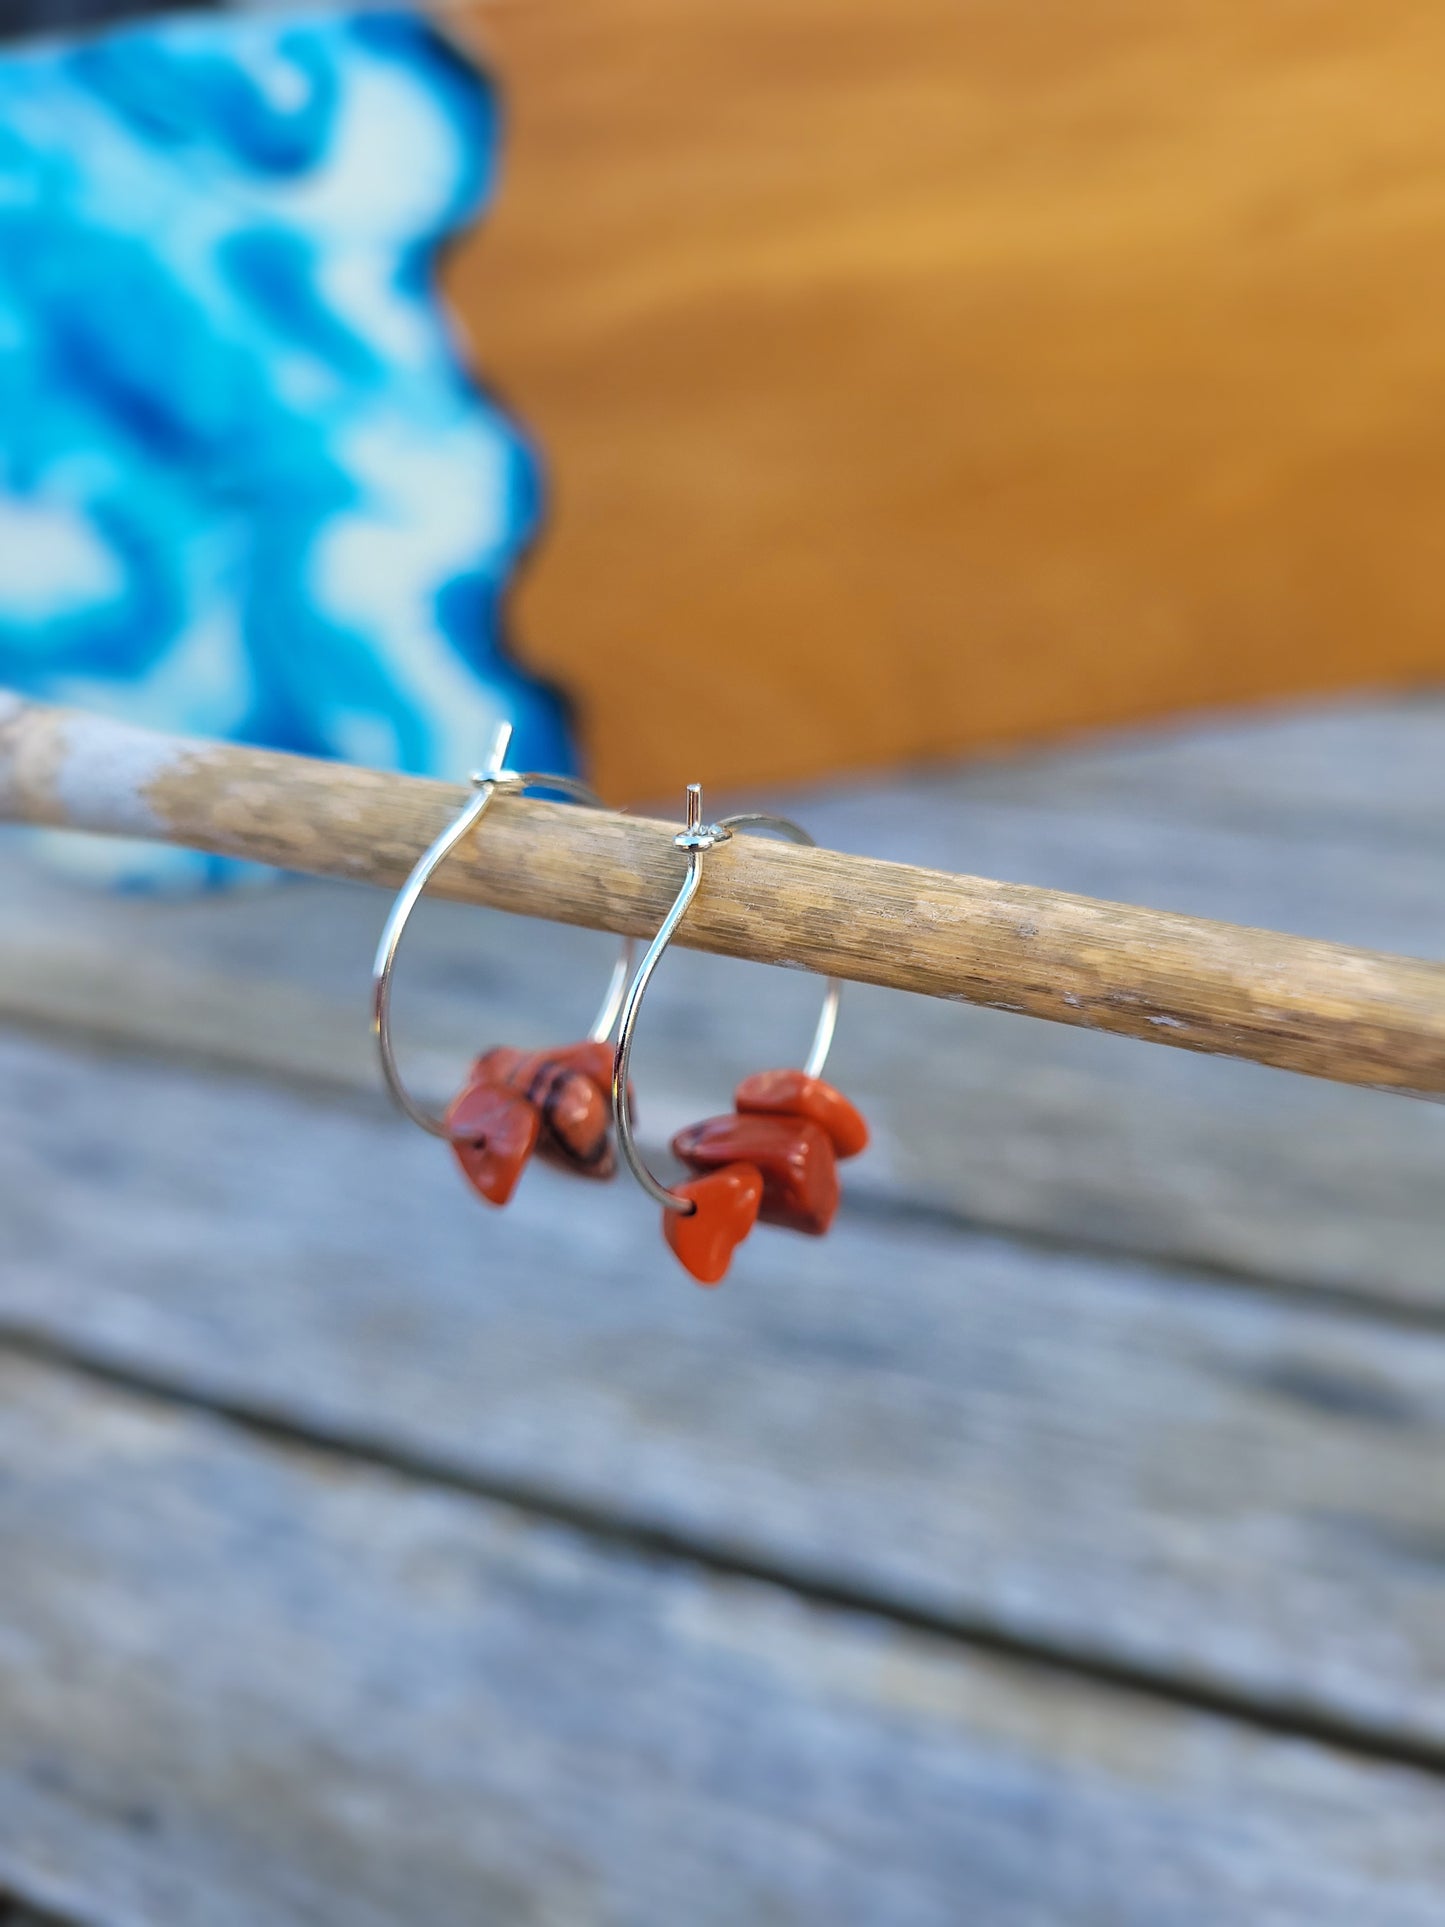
{"left": 5, "top": 1352, "right": 1445, "bottom": 1927}
{"left": 3, "top": 693, "right": 1444, "bottom": 1304}
{"left": 856, "top": 691, "right": 1445, "bottom": 846}
{"left": 7, "top": 1030, "right": 1445, "bottom": 1752}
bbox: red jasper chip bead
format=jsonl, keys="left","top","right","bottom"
{"left": 665, "top": 1162, "right": 764, "bottom": 1286}
{"left": 734, "top": 1069, "right": 869, "bottom": 1159}
{"left": 474, "top": 1040, "right": 617, "bottom": 1097}
{"left": 473, "top": 1042, "right": 618, "bottom": 1179}
{"left": 671, "top": 1113, "right": 839, "bottom": 1237}
{"left": 445, "top": 1079, "right": 541, "bottom": 1207}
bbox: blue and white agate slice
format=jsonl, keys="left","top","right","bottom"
{"left": 0, "top": 9, "right": 572, "bottom": 886}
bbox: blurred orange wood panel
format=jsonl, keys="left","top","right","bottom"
{"left": 447, "top": 0, "right": 1445, "bottom": 799}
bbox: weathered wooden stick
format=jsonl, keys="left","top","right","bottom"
{"left": 2, "top": 694, "right": 1442, "bottom": 1097}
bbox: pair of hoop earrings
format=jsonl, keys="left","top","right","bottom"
{"left": 372, "top": 725, "right": 868, "bottom": 1285}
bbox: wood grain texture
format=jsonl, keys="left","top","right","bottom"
{"left": 2, "top": 696, "right": 1443, "bottom": 1097}
{"left": 448, "top": 0, "right": 1445, "bottom": 797}
{"left": 9, "top": 1354, "right": 1445, "bottom": 1926}
{"left": 10, "top": 1028, "right": 1445, "bottom": 1753}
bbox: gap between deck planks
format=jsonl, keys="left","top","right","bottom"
{"left": 5, "top": 1350, "right": 1445, "bottom": 1927}
{"left": 2, "top": 694, "right": 1444, "bottom": 1308}
{"left": 0, "top": 1900, "right": 76, "bottom": 1927}
{"left": 8, "top": 1026, "right": 1445, "bottom": 1765}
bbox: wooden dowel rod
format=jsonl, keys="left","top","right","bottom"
{"left": 2, "top": 694, "right": 1443, "bottom": 1098}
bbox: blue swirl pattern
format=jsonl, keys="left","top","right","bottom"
{"left": 0, "top": 10, "right": 572, "bottom": 886}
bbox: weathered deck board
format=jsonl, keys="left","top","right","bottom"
{"left": 912, "top": 693, "right": 1445, "bottom": 843}
{"left": 8, "top": 1028, "right": 1445, "bottom": 1752}
{"left": 956, "top": 694, "right": 1445, "bottom": 839}
{"left": 4, "top": 1352, "right": 1445, "bottom": 1927}
{"left": 3, "top": 696, "right": 1443, "bottom": 1918}
{"left": 3, "top": 696, "right": 1442, "bottom": 1304}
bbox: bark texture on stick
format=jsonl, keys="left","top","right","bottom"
{"left": 2, "top": 695, "right": 1443, "bottom": 1098}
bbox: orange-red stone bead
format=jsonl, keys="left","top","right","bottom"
{"left": 665, "top": 1162, "right": 764, "bottom": 1285}
{"left": 445, "top": 1079, "right": 541, "bottom": 1207}
{"left": 473, "top": 1042, "right": 616, "bottom": 1179}
{"left": 475, "top": 1040, "right": 617, "bottom": 1097}
{"left": 671, "top": 1113, "right": 839, "bottom": 1236}
{"left": 734, "top": 1069, "right": 869, "bottom": 1159}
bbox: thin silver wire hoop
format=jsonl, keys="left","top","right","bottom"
{"left": 611, "top": 783, "right": 842, "bottom": 1214}
{"left": 372, "top": 722, "right": 633, "bottom": 1140}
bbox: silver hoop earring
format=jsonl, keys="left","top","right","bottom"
{"left": 372, "top": 721, "right": 633, "bottom": 1206}
{"left": 611, "top": 783, "right": 867, "bottom": 1285}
